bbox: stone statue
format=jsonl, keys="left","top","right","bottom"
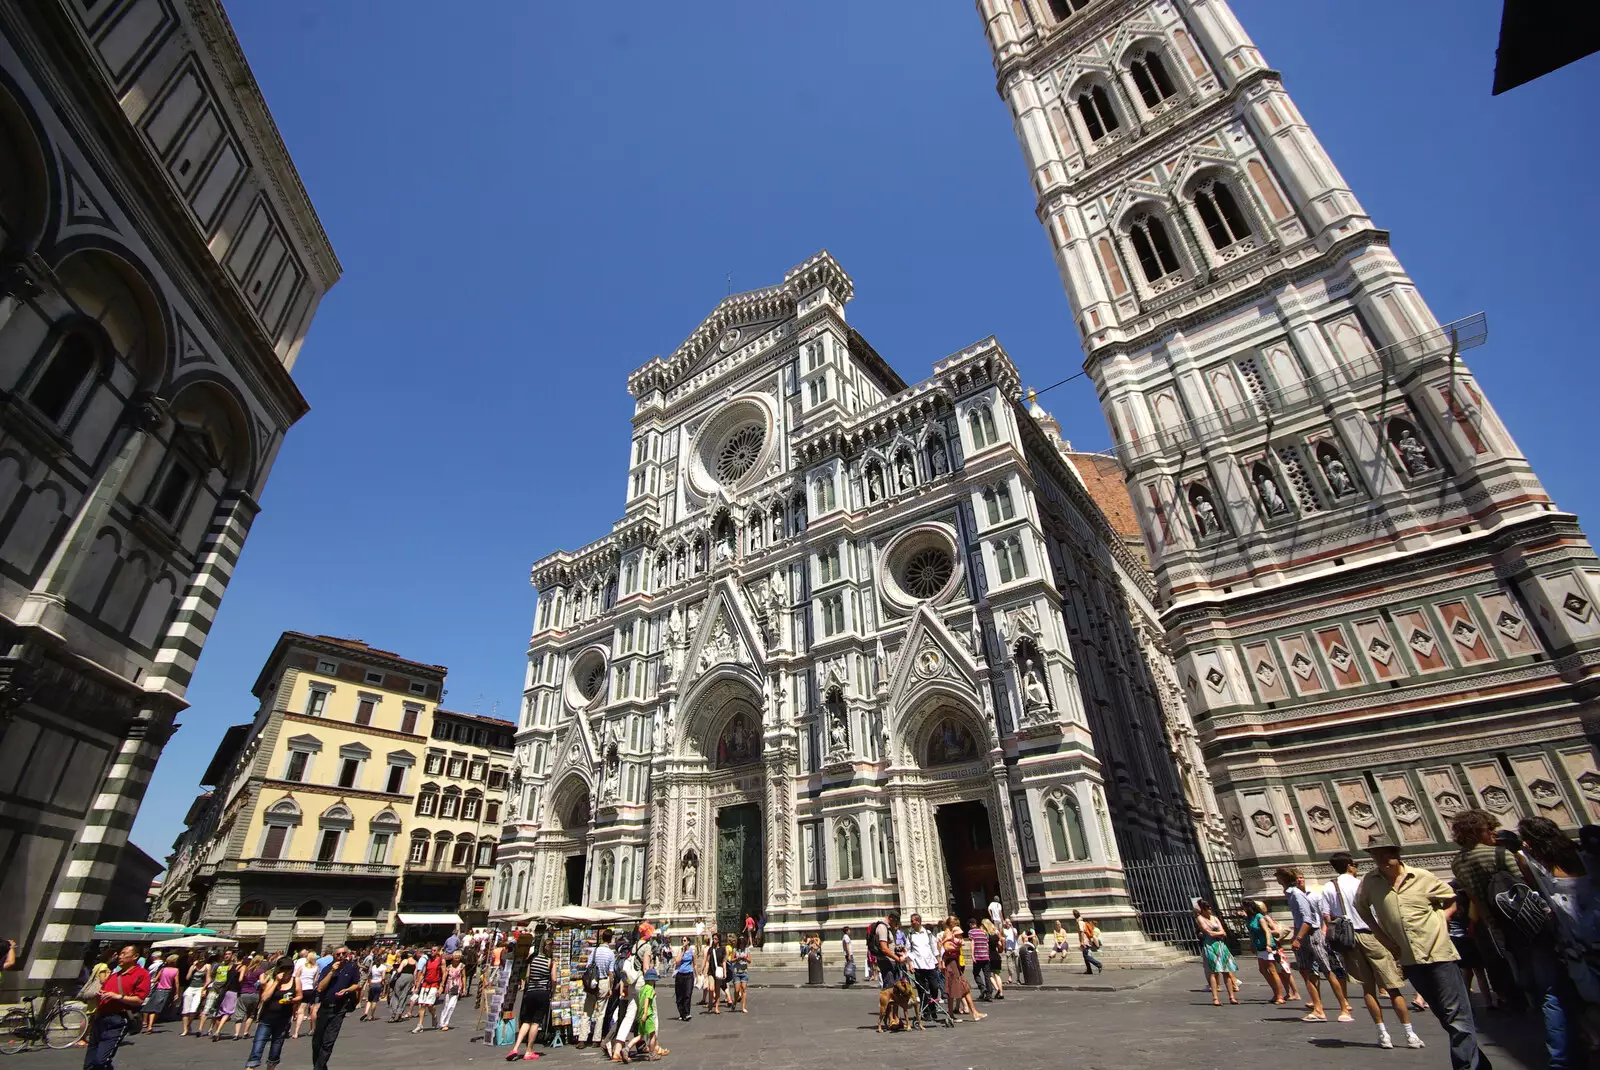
{"left": 654, "top": 555, "right": 666, "bottom": 588}
{"left": 1323, "top": 456, "right": 1353, "bottom": 495}
{"left": 897, "top": 457, "right": 915, "bottom": 490}
{"left": 768, "top": 568, "right": 787, "bottom": 608}
{"left": 749, "top": 522, "right": 763, "bottom": 552}
{"left": 1021, "top": 658, "right": 1050, "bottom": 708}
{"left": 680, "top": 854, "right": 698, "bottom": 898}
{"left": 794, "top": 500, "right": 807, "bottom": 532}
{"left": 667, "top": 605, "right": 683, "bottom": 649}
{"left": 1257, "top": 475, "right": 1288, "bottom": 515}
{"left": 930, "top": 447, "right": 948, "bottom": 476}
{"left": 868, "top": 467, "right": 884, "bottom": 502}
{"left": 772, "top": 511, "right": 784, "bottom": 542}
{"left": 674, "top": 551, "right": 686, "bottom": 580}
{"left": 1194, "top": 496, "right": 1218, "bottom": 535}
{"left": 715, "top": 532, "right": 733, "bottom": 563}
{"left": 1396, "top": 430, "right": 1432, "bottom": 475}
{"left": 828, "top": 712, "right": 848, "bottom": 752}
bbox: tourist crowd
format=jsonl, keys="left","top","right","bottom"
{"left": 37, "top": 811, "right": 1598, "bottom": 1070}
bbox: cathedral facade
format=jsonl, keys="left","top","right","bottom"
{"left": 980, "top": 0, "right": 1600, "bottom": 889}
{"left": 499, "top": 253, "right": 1225, "bottom": 946}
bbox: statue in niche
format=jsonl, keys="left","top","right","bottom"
{"left": 868, "top": 466, "right": 884, "bottom": 503}
{"left": 929, "top": 443, "right": 948, "bottom": 476}
{"left": 667, "top": 606, "right": 684, "bottom": 649}
{"left": 793, "top": 500, "right": 807, "bottom": 532}
{"left": 715, "top": 711, "right": 761, "bottom": 768}
{"left": 897, "top": 456, "right": 915, "bottom": 491}
{"left": 768, "top": 568, "right": 787, "bottom": 608}
{"left": 828, "top": 710, "right": 849, "bottom": 753}
{"left": 1395, "top": 429, "right": 1433, "bottom": 476}
{"left": 771, "top": 510, "right": 784, "bottom": 542}
{"left": 1192, "top": 493, "right": 1219, "bottom": 535}
{"left": 674, "top": 550, "right": 686, "bottom": 581}
{"left": 680, "top": 852, "right": 699, "bottom": 898}
{"left": 1021, "top": 658, "right": 1050, "bottom": 708}
{"left": 1322, "top": 454, "right": 1353, "bottom": 496}
{"left": 1257, "top": 473, "right": 1288, "bottom": 515}
{"left": 654, "top": 555, "right": 667, "bottom": 588}
{"left": 748, "top": 519, "right": 763, "bottom": 552}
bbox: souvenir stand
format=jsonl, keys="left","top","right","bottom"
{"left": 513, "top": 905, "right": 636, "bottom": 1047}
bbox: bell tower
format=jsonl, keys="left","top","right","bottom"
{"left": 982, "top": 0, "right": 1600, "bottom": 886}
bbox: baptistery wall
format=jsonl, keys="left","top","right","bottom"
{"left": 499, "top": 252, "right": 1226, "bottom": 947}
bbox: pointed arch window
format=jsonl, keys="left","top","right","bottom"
{"left": 835, "top": 818, "right": 864, "bottom": 881}
{"left": 619, "top": 850, "right": 633, "bottom": 901}
{"left": 968, "top": 404, "right": 998, "bottom": 449}
{"left": 984, "top": 483, "right": 1016, "bottom": 525}
{"left": 1075, "top": 84, "right": 1120, "bottom": 142}
{"left": 994, "top": 535, "right": 1028, "bottom": 584}
{"left": 598, "top": 850, "right": 616, "bottom": 901}
{"left": 1128, "top": 50, "right": 1177, "bottom": 108}
{"left": 1193, "top": 181, "right": 1251, "bottom": 250}
{"left": 1128, "top": 214, "right": 1181, "bottom": 283}
{"left": 1047, "top": 0, "right": 1088, "bottom": 20}
{"left": 1045, "top": 794, "right": 1090, "bottom": 861}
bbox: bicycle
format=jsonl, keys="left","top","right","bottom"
{"left": 0, "top": 986, "right": 89, "bottom": 1053}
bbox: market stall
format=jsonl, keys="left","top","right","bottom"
{"left": 498, "top": 906, "right": 635, "bottom": 1047}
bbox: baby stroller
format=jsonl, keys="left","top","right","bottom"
{"left": 909, "top": 970, "right": 954, "bottom": 1029}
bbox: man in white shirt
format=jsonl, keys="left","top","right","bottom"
{"left": 905, "top": 914, "right": 941, "bottom": 1016}
{"left": 987, "top": 894, "right": 1003, "bottom": 927}
{"left": 1323, "top": 852, "right": 1424, "bottom": 1050}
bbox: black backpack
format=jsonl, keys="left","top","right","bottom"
{"left": 1487, "top": 851, "right": 1552, "bottom": 941}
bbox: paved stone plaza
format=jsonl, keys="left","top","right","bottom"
{"left": 13, "top": 969, "right": 1547, "bottom": 1070}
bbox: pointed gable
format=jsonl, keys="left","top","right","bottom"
{"left": 883, "top": 605, "right": 984, "bottom": 721}
{"left": 681, "top": 578, "right": 767, "bottom": 687}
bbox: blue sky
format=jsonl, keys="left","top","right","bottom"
{"left": 128, "top": 0, "right": 1600, "bottom": 860}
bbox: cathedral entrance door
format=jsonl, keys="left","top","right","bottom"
{"left": 564, "top": 855, "right": 585, "bottom": 905}
{"left": 714, "top": 803, "right": 762, "bottom": 937}
{"left": 935, "top": 800, "right": 1000, "bottom": 918}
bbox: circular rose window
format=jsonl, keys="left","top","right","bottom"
{"left": 900, "top": 547, "right": 954, "bottom": 599}
{"left": 880, "top": 524, "right": 963, "bottom": 611}
{"left": 716, "top": 424, "right": 765, "bottom": 484}
{"left": 566, "top": 648, "right": 608, "bottom": 709}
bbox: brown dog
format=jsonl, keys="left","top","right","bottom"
{"left": 876, "top": 976, "right": 922, "bottom": 1032}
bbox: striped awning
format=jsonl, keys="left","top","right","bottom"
{"left": 293, "top": 920, "right": 326, "bottom": 937}
{"left": 234, "top": 921, "right": 269, "bottom": 938}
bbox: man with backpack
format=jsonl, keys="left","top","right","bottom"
{"left": 867, "top": 912, "right": 906, "bottom": 989}
{"left": 1356, "top": 835, "right": 1489, "bottom": 1070}
{"left": 1451, "top": 810, "right": 1568, "bottom": 1068}
{"left": 576, "top": 930, "right": 616, "bottom": 1048}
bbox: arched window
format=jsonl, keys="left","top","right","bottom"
{"left": 835, "top": 818, "right": 863, "bottom": 881}
{"left": 984, "top": 483, "right": 1016, "bottom": 525}
{"left": 432, "top": 831, "right": 452, "bottom": 870}
{"left": 870, "top": 822, "right": 884, "bottom": 880}
{"left": 598, "top": 850, "right": 615, "bottom": 901}
{"left": 498, "top": 866, "right": 513, "bottom": 911}
{"left": 295, "top": 900, "right": 325, "bottom": 918}
{"left": 1075, "top": 83, "right": 1120, "bottom": 141}
{"left": 451, "top": 833, "right": 475, "bottom": 868}
{"left": 514, "top": 868, "right": 526, "bottom": 908}
{"left": 1128, "top": 214, "right": 1181, "bottom": 282}
{"left": 1128, "top": 49, "right": 1177, "bottom": 108}
{"left": 409, "top": 829, "right": 430, "bottom": 866}
{"left": 236, "top": 899, "right": 271, "bottom": 918}
{"left": 1193, "top": 181, "right": 1251, "bottom": 250}
{"left": 1045, "top": 795, "right": 1090, "bottom": 861}
{"left": 619, "top": 850, "right": 633, "bottom": 901}
{"left": 994, "top": 535, "right": 1028, "bottom": 583}
{"left": 26, "top": 329, "right": 99, "bottom": 425}
{"left": 1047, "top": 0, "right": 1087, "bottom": 20}
{"left": 968, "top": 404, "right": 998, "bottom": 449}
{"left": 349, "top": 900, "right": 377, "bottom": 919}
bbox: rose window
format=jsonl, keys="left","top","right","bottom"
{"left": 899, "top": 547, "right": 954, "bottom": 599}
{"left": 578, "top": 660, "right": 606, "bottom": 701}
{"left": 715, "top": 424, "right": 765, "bottom": 484}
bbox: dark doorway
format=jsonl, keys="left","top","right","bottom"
{"left": 935, "top": 800, "right": 1000, "bottom": 919}
{"left": 565, "top": 854, "right": 585, "bottom": 905}
{"left": 715, "top": 803, "right": 763, "bottom": 936}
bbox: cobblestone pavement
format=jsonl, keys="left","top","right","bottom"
{"left": 12, "top": 969, "right": 1546, "bottom": 1070}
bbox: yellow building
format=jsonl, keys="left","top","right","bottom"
{"left": 395, "top": 708, "right": 515, "bottom": 938}
{"left": 155, "top": 633, "right": 447, "bottom": 952}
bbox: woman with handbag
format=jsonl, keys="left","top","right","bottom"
{"left": 505, "top": 939, "right": 555, "bottom": 1062}
{"left": 939, "top": 917, "right": 981, "bottom": 1022}
{"left": 704, "top": 934, "right": 728, "bottom": 1015}
{"left": 1195, "top": 899, "right": 1239, "bottom": 1006}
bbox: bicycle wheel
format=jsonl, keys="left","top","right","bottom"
{"left": 43, "top": 1007, "right": 86, "bottom": 1049}
{"left": 0, "top": 1009, "right": 30, "bottom": 1054}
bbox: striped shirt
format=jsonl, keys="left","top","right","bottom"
{"left": 525, "top": 955, "right": 552, "bottom": 990}
{"left": 967, "top": 928, "right": 989, "bottom": 962}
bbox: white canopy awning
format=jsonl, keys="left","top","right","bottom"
{"left": 396, "top": 913, "right": 463, "bottom": 926}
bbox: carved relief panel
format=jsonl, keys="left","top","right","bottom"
{"left": 1462, "top": 762, "right": 1520, "bottom": 831}
{"left": 1508, "top": 753, "right": 1575, "bottom": 827}
{"left": 1293, "top": 782, "right": 1344, "bottom": 853}
{"left": 1557, "top": 746, "right": 1600, "bottom": 822}
{"left": 1375, "top": 772, "right": 1431, "bottom": 844}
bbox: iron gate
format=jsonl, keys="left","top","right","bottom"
{"left": 1122, "top": 847, "right": 1245, "bottom": 953}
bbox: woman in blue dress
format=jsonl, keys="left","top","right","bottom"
{"left": 1195, "top": 899, "right": 1238, "bottom": 1006}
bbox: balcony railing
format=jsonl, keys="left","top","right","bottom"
{"left": 244, "top": 858, "right": 399, "bottom": 877}
{"left": 1110, "top": 313, "right": 1486, "bottom": 466}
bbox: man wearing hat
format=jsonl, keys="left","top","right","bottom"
{"left": 1353, "top": 833, "right": 1491, "bottom": 1070}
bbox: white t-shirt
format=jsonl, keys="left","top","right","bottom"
{"left": 906, "top": 929, "right": 939, "bottom": 971}
{"left": 987, "top": 899, "right": 1003, "bottom": 925}
{"left": 295, "top": 960, "right": 317, "bottom": 991}
{"left": 1320, "top": 873, "right": 1369, "bottom": 931}
{"left": 694, "top": 921, "right": 705, "bottom": 938}
{"left": 841, "top": 932, "right": 853, "bottom": 960}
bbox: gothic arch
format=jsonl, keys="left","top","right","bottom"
{"left": 166, "top": 373, "right": 258, "bottom": 489}
{"left": 48, "top": 241, "right": 169, "bottom": 389}
{"left": 0, "top": 73, "right": 53, "bottom": 253}
{"left": 893, "top": 689, "right": 991, "bottom": 769}
{"left": 549, "top": 773, "right": 593, "bottom": 834}
{"left": 675, "top": 671, "right": 764, "bottom": 762}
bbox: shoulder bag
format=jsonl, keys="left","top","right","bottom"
{"left": 1327, "top": 877, "right": 1358, "bottom": 953}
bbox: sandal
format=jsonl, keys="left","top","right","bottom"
{"left": 1301, "top": 1013, "right": 1327, "bottom": 1022}
{"left": 506, "top": 1051, "right": 522, "bottom": 1062}
{"left": 1336, "top": 1013, "right": 1354, "bottom": 1022}
{"left": 1229, "top": 997, "right": 1239, "bottom": 1005}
